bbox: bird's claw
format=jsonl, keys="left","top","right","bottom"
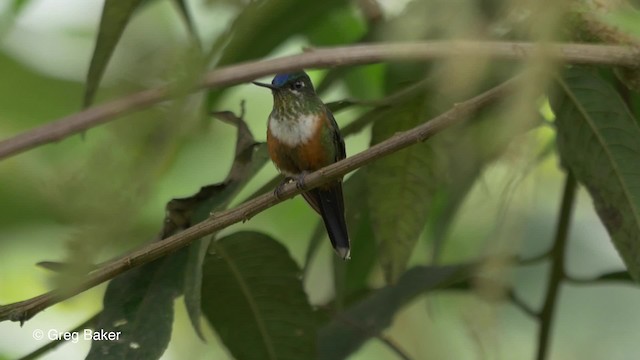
{"left": 274, "top": 177, "right": 293, "bottom": 199}
{"left": 273, "top": 172, "right": 310, "bottom": 198}
{"left": 294, "top": 171, "right": 310, "bottom": 190}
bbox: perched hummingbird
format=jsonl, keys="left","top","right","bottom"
{"left": 253, "top": 71, "right": 350, "bottom": 259}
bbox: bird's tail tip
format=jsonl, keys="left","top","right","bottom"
{"left": 335, "top": 246, "right": 351, "bottom": 260}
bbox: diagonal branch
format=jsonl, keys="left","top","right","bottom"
{"left": 0, "top": 41, "right": 638, "bottom": 160}
{"left": 536, "top": 173, "right": 577, "bottom": 360}
{"left": 0, "top": 75, "right": 517, "bottom": 323}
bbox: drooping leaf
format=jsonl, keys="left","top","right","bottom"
{"left": 181, "top": 111, "right": 269, "bottom": 339}
{"left": 318, "top": 264, "right": 473, "bottom": 360}
{"left": 366, "top": 95, "right": 444, "bottom": 283}
{"left": 552, "top": 66, "right": 640, "bottom": 281}
{"left": 84, "top": 0, "right": 144, "bottom": 107}
{"left": 171, "top": 0, "right": 202, "bottom": 50}
{"left": 173, "top": 182, "right": 241, "bottom": 339}
{"left": 84, "top": 109, "right": 267, "bottom": 358}
{"left": 592, "top": 270, "right": 634, "bottom": 283}
{"left": 180, "top": 165, "right": 269, "bottom": 338}
{"left": 85, "top": 248, "right": 188, "bottom": 360}
{"left": 201, "top": 231, "right": 316, "bottom": 360}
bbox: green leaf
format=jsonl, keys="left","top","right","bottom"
{"left": 593, "top": 270, "right": 634, "bottom": 283}
{"left": 305, "top": 5, "right": 366, "bottom": 46}
{"left": 552, "top": 66, "right": 640, "bottom": 281}
{"left": 341, "top": 65, "right": 385, "bottom": 100}
{"left": 0, "top": 51, "right": 82, "bottom": 127}
{"left": 172, "top": 0, "right": 202, "bottom": 50}
{"left": 318, "top": 264, "right": 472, "bottom": 360}
{"left": 316, "top": 64, "right": 384, "bottom": 99}
{"left": 366, "top": 96, "right": 444, "bottom": 283}
{"left": 213, "top": 0, "right": 348, "bottom": 66}
{"left": 84, "top": 0, "right": 144, "bottom": 107}
{"left": 10, "top": 0, "right": 31, "bottom": 13}
{"left": 180, "top": 162, "right": 269, "bottom": 338}
{"left": 202, "top": 231, "right": 316, "bottom": 360}
{"left": 206, "top": 0, "right": 348, "bottom": 106}
{"left": 85, "top": 249, "right": 188, "bottom": 360}
{"left": 83, "top": 111, "right": 267, "bottom": 357}
{"left": 173, "top": 182, "right": 242, "bottom": 339}
{"left": 180, "top": 113, "right": 269, "bottom": 339}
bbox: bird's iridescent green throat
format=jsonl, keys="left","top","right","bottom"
{"left": 253, "top": 71, "right": 324, "bottom": 121}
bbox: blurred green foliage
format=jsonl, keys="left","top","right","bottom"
{"left": 1, "top": 1, "right": 640, "bottom": 360}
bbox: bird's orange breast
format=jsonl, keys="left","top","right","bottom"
{"left": 267, "top": 115, "right": 332, "bottom": 175}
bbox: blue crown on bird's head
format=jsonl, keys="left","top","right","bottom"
{"left": 271, "top": 71, "right": 309, "bottom": 87}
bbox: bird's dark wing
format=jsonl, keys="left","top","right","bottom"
{"left": 302, "top": 108, "right": 346, "bottom": 215}
{"left": 326, "top": 109, "right": 346, "bottom": 162}
{"left": 325, "top": 109, "right": 345, "bottom": 214}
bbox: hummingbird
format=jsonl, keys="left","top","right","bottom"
{"left": 253, "top": 71, "right": 350, "bottom": 260}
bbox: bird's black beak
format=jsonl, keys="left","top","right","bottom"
{"left": 252, "top": 81, "right": 277, "bottom": 90}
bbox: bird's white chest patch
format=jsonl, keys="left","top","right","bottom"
{"left": 269, "top": 114, "right": 318, "bottom": 147}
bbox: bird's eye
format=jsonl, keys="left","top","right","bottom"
{"left": 292, "top": 81, "right": 304, "bottom": 90}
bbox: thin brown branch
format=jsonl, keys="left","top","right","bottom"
{"left": 536, "top": 173, "right": 577, "bottom": 360}
{"left": 0, "top": 41, "right": 638, "bottom": 160}
{"left": 0, "top": 75, "right": 516, "bottom": 323}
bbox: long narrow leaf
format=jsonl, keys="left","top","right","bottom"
{"left": 182, "top": 113, "right": 269, "bottom": 339}
{"left": 552, "top": 66, "right": 640, "bottom": 281}
{"left": 318, "top": 264, "right": 473, "bottom": 360}
{"left": 84, "top": 0, "right": 143, "bottom": 107}
{"left": 366, "top": 96, "right": 444, "bottom": 283}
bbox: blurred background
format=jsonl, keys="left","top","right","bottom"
{"left": 1, "top": 0, "right": 639, "bottom": 359}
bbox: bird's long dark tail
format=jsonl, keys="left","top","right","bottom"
{"left": 304, "top": 184, "right": 350, "bottom": 259}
